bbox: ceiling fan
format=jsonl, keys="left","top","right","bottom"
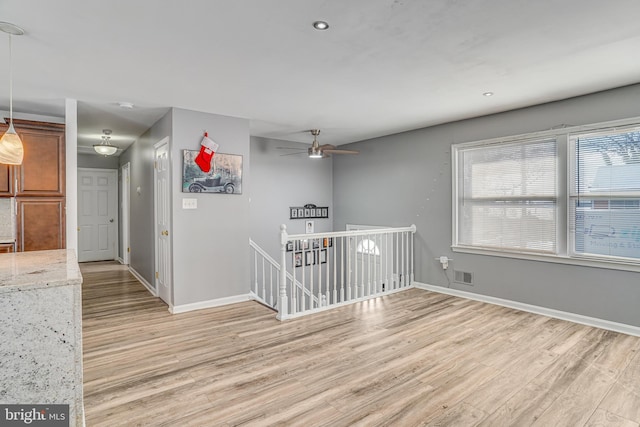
{"left": 278, "top": 129, "right": 359, "bottom": 158}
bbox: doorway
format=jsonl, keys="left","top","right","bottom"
{"left": 77, "top": 168, "right": 118, "bottom": 262}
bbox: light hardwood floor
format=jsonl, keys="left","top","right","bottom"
{"left": 81, "top": 262, "right": 640, "bottom": 426}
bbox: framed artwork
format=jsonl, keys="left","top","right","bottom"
{"left": 323, "top": 237, "right": 333, "bottom": 248}
{"left": 319, "top": 249, "right": 327, "bottom": 264}
{"left": 305, "top": 220, "right": 314, "bottom": 234}
{"left": 304, "top": 251, "right": 314, "bottom": 266}
{"left": 294, "top": 252, "right": 303, "bottom": 268}
{"left": 312, "top": 239, "right": 320, "bottom": 249}
{"left": 297, "top": 239, "right": 309, "bottom": 251}
{"left": 288, "top": 204, "right": 329, "bottom": 219}
{"left": 286, "top": 241, "right": 294, "bottom": 252}
{"left": 183, "top": 150, "right": 243, "bottom": 194}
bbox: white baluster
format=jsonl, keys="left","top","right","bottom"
{"left": 317, "top": 242, "right": 322, "bottom": 307}
{"left": 278, "top": 225, "right": 288, "bottom": 320}
{"left": 367, "top": 233, "right": 371, "bottom": 297}
{"left": 269, "top": 264, "right": 273, "bottom": 305}
{"left": 333, "top": 237, "right": 337, "bottom": 304}
{"left": 253, "top": 249, "right": 258, "bottom": 294}
{"left": 261, "top": 257, "right": 266, "bottom": 300}
{"left": 341, "top": 236, "right": 346, "bottom": 303}
{"left": 373, "top": 234, "right": 378, "bottom": 294}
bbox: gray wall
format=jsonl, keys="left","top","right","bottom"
{"left": 333, "top": 83, "right": 640, "bottom": 327}
{"left": 119, "top": 110, "right": 172, "bottom": 286}
{"left": 77, "top": 152, "right": 120, "bottom": 169}
{"left": 249, "top": 137, "right": 333, "bottom": 259}
{"left": 171, "top": 108, "right": 250, "bottom": 306}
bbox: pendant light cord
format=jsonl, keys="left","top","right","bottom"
{"left": 8, "top": 33, "right": 13, "bottom": 123}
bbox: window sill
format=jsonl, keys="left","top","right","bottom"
{"left": 451, "top": 245, "right": 640, "bottom": 273}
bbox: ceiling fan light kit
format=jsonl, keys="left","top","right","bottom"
{"left": 277, "top": 129, "right": 360, "bottom": 158}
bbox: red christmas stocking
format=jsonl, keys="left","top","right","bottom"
{"left": 194, "top": 132, "right": 219, "bottom": 173}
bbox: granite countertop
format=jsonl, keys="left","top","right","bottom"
{"left": 0, "top": 249, "right": 82, "bottom": 293}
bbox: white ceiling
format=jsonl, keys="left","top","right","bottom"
{"left": 1, "top": 0, "right": 640, "bottom": 152}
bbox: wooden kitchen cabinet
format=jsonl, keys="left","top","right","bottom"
{"left": 16, "top": 198, "right": 66, "bottom": 252}
{"left": 0, "top": 119, "right": 66, "bottom": 252}
{"left": 0, "top": 119, "right": 65, "bottom": 197}
{"left": 0, "top": 164, "right": 12, "bottom": 196}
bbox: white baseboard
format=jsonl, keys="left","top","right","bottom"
{"left": 171, "top": 294, "right": 251, "bottom": 314}
{"left": 413, "top": 282, "right": 640, "bottom": 337}
{"left": 128, "top": 266, "right": 157, "bottom": 297}
{"left": 116, "top": 257, "right": 124, "bottom": 264}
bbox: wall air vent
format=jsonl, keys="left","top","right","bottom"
{"left": 454, "top": 270, "right": 473, "bottom": 285}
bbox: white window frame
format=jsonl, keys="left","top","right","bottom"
{"left": 452, "top": 117, "right": 640, "bottom": 273}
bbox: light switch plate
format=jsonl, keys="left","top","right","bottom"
{"left": 182, "top": 198, "right": 198, "bottom": 209}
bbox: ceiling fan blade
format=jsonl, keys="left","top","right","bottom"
{"left": 280, "top": 151, "right": 307, "bottom": 157}
{"left": 276, "top": 147, "right": 306, "bottom": 150}
{"left": 322, "top": 149, "right": 359, "bottom": 155}
{"left": 319, "top": 144, "right": 336, "bottom": 150}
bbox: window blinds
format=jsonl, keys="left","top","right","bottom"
{"left": 456, "top": 138, "right": 557, "bottom": 254}
{"left": 570, "top": 128, "right": 640, "bottom": 261}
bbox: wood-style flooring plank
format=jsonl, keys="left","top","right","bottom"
{"left": 81, "top": 262, "right": 640, "bottom": 426}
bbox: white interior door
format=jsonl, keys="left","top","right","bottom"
{"left": 78, "top": 168, "right": 118, "bottom": 262}
{"left": 154, "top": 139, "right": 172, "bottom": 305}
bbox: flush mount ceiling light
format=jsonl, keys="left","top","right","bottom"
{"left": 312, "top": 21, "right": 329, "bottom": 30}
{"left": 94, "top": 129, "right": 117, "bottom": 156}
{"left": 118, "top": 101, "right": 134, "bottom": 109}
{"left": 0, "top": 22, "right": 25, "bottom": 165}
{"left": 483, "top": 91, "right": 494, "bottom": 97}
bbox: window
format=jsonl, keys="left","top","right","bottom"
{"left": 356, "top": 238, "right": 380, "bottom": 256}
{"left": 569, "top": 127, "right": 640, "bottom": 262}
{"left": 452, "top": 119, "right": 640, "bottom": 270}
{"left": 454, "top": 138, "right": 557, "bottom": 254}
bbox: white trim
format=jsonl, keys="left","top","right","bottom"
{"left": 120, "top": 162, "right": 131, "bottom": 265}
{"left": 451, "top": 245, "right": 640, "bottom": 273}
{"left": 413, "top": 282, "right": 640, "bottom": 337}
{"left": 171, "top": 294, "right": 251, "bottom": 314}
{"left": 65, "top": 98, "right": 78, "bottom": 256}
{"left": 116, "top": 256, "right": 124, "bottom": 264}
{"left": 129, "top": 266, "right": 156, "bottom": 297}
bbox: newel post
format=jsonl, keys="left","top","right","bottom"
{"left": 410, "top": 224, "right": 416, "bottom": 286}
{"left": 277, "top": 224, "right": 289, "bottom": 320}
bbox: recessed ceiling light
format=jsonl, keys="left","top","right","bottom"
{"left": 118, "top": 102, "right": 134, "bottom": 109}
{"left": 313, "top": 21, "right": 329, "bottom": 30}
{"left": 483, "top": 92, "right": 494, "bottom": 97}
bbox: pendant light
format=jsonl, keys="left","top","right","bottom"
{"left": 0, "top": 22, "right": 25, "bottom": 165}
{"left": 94, "top": 129, "right": 117, "bottom": 156}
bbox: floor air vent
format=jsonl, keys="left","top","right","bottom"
{"left": 454, "top": 270, "right": 473, "bottom": 285}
